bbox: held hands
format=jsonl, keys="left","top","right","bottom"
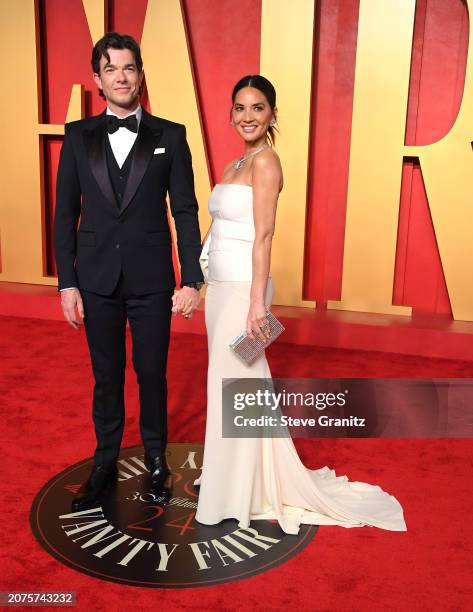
{"left": 60, "top": 288, "right": 84, "bottom": 330}
{"left": 247, "top": 301, "right": 270, "bottom": 342}
{"left": 172, "top": 286, "right": 200, "bottom": 319}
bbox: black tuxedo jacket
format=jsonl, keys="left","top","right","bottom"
{"left": 54, "top": 108, "right": 203, "bottom": 295}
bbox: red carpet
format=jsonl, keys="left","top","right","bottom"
{"left": 1, "top": 315, "right": 473, "bottom": 610}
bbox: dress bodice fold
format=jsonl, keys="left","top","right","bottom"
{"left": 208, "top": 184, "right": 255, "bottom": 282}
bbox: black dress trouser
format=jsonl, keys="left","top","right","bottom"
{"left": 81, "top": 273, "right": 173, "bottom": 467}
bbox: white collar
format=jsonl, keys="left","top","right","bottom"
{"left": 106, "top": 105, "right": 142, "bottom": 126}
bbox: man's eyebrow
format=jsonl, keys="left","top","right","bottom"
{"left": 103, "top": 63, "right": 136, "bottom": 68}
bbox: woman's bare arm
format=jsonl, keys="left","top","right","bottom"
{"left": 247, "top": 149, "right": 282, "bottom": 339}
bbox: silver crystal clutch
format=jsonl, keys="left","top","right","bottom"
{"left": 229, "top": 311, "right": 285, "bottom": 364}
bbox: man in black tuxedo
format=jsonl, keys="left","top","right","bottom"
{"left": 54, "top": 32, "right": 204, "bottom": 511}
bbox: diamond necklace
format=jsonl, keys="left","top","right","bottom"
{"left": 233, "top": 144, "right": 270, "bottom": 170}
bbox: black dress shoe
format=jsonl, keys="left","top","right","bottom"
{"left": 145, "top": 454, "right": 170, "bottom": 490}
{"left": 71, "top": 464, "right": 118, "bottom": 512}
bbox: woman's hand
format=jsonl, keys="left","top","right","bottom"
{"left": 172, "top": 286, "right": 200, "bottom": 318}
{"left": 247, "top": 301, "right": 270, "bottom": 341}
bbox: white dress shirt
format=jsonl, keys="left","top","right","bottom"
{"left": 106, "top": 105, "right": 142, "bottom": 168}
{"left": 60, "top": 105, "right": 142, "bottom": 291}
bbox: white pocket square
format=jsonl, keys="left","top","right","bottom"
{"left": 154, "top": 147, "right": 166, "bottom": 154}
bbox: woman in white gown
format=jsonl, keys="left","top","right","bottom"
{"left": 193, "top": 75, "right": 406, "bottom": 535}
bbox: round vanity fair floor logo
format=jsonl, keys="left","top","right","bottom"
{"left": 30, "top": 444, "right": 317, "bottom": 588}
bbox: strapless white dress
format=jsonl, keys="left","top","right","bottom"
{"left": 194, "top": 184, "right": 406, "bottom": 534}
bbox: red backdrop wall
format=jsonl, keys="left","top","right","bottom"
{"left": 38, "top": 0, "right": 468, "bottom": 316}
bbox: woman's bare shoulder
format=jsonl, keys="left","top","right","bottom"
{"left": 252, "top": 148, "right": 283, "bottom": 189}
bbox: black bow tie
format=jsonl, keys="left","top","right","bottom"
{"left": 107, "top": 114, "right": 138, "bottom": 134}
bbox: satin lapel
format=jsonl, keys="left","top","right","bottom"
{"left": 83, "top": 116, "right": 117, "bottom": 209}
{"left": 119, "top": 120, "right": 162, "bottom": 215}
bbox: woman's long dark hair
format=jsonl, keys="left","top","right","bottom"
{"left": 231, "top": 75, "right": 278, "bottom": 145}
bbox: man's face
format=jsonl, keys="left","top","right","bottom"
{"left": 93, "top": 47, "right": 143, "bottom": 111}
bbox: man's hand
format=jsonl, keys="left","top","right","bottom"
{"left": 60, "top": 288, "right": 84, "bottom": 329}
{"left": 172, "top": 286, "right": 200, "bottom": 319}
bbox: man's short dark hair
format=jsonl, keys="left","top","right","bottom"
{"left": 91, "top": 32, "right": 143, "bottom": 97}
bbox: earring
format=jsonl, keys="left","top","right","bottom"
{"left": 270, "top": 120, "right": 276, "bottom": 127}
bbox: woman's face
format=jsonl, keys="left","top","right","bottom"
{"left": 231, "top": 86, "right": 275, "bottom": 145}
